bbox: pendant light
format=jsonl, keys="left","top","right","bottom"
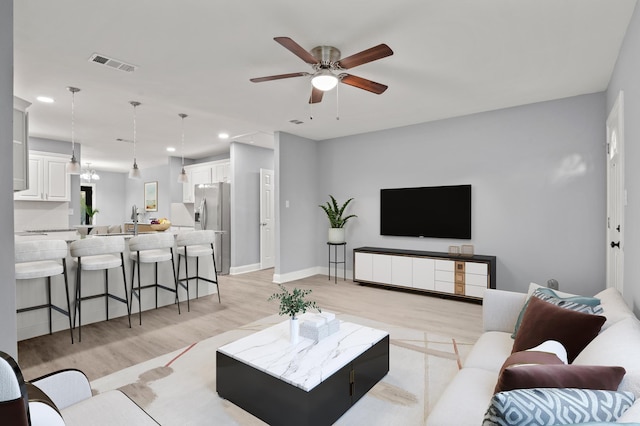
{"left": 128, "top": 101, "right": 141, "bottom": 179}
{"left": 177, "top": 113, "right": 189, "bottom": 183}
{"left": 66, "top": 87, "right": 81, "bottom": 174}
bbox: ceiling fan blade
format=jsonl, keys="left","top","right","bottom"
{"left": 250, "top": 72, "right": 309, "bottom": 83}
{"left": 274, "top": 37, "right": 319, "bottom": 65}
{"left": 337, "top": 44, "right": 393, "bottom": 69}
{"left": 340, "top": 74, "right": 388, "bottom": 94}
{"left": 309, "top": 87, "right": 324, "bottom": 104}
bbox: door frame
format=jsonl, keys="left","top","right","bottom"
{"left": 606, "top": 90, "right": 625, "bottom": 293}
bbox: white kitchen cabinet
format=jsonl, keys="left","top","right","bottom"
{"left": 14, "top": 151, "right": 70, "bottom": 201}
{"left": 353, "top": 247, "right": 496, "bottom": 302}
{"left": 182, "top": 160, "right": 230, "bottom": 203}
{"left": 13, "top": 97, "right": 30, "bottom": 192}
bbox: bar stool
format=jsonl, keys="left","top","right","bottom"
{"left": 176, "top": 230, "right": 221, "bottom": 312}
{"left": 15, "top": 240, "right": 74, "bottom": 343}
{"left": 69, "top": 236, "right": 131, "bottom": 342}
{"left": 129, "top": 233, "right": 181, "bottom": 325}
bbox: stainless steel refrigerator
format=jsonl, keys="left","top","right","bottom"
{"left": 194, "top": 182, "right": 230, "bottom": 275}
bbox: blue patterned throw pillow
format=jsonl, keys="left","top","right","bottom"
{"left": 483, "top": 388, "right": 635, "bottom": 426}
{"left": 512, "top": 288, "right": 603, "bottom": 338}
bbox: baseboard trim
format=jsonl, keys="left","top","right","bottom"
{"left": 273, "top": 267, "right": 323, "bottom": 284}
{"left": 229, "top": 263, "right": 261, "bottom": 275}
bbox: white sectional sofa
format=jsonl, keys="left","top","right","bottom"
{"left": 427, "top": 286, "right": 640, "bottom": 425}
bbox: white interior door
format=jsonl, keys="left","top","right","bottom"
{"left": 606, "top": 91, "right": 625, "bottom": 293}
{"left": 260, "top": 168, "right": 275, "bottom": 269}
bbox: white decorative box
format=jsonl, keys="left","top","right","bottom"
{"left": 299, "top": 312, "right": 340, "bottom": 342}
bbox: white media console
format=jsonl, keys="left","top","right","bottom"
{"left": 353, "top": 247, "right": 496, "bottom": 302}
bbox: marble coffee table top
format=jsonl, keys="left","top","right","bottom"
{"left": 217, "top": 315, "right": 388, "bottom": 392}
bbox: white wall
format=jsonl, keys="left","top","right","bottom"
{"left": 1, "top": 0, "right": 17, "bottom": 358}
{"left": 277, "top": 93, "right": 606, "bottom": 295}
{"left": 607, "top": 2, "right": 640, "bottom": 314}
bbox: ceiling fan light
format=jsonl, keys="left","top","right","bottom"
{"left": 312, "top": 70, "right": 338, "bottom": 91}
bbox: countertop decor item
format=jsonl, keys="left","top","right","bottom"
{"left": 268, "top": 284, "right": 320, "bottom": 344}
{"left": 319, "top": 195, "right": 357, "bottom": 244}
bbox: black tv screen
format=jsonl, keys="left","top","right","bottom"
{"left": 380, "top": 185, "right": 471, "bottom": 239}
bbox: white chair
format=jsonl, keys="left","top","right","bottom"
{"left": 69, "top": 236, "right": 131, "bottom": 342}
{"left": 129, "top": 233, "right": 181, "bottom": 325}
{"left": 15, "top": 240, "right": 74, "bottom": 344}
{"left": 0, "top": 350, "right": 157, "bottom": 425}
{"left": 176, "top": 230, "right": 221, "bottom": 312}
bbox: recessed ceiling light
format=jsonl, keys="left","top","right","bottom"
{"left": 166, "top": 147, "right": 176, "bottom": 152}
{"left": 36, "top": 96, "right": 54, "bottom": 103}
{"left": 218, "top": 132, "right": 229, "bottom": 140}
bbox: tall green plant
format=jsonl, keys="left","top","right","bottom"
{"left": 319, "top": 195, "right": 357, "bottom": 228}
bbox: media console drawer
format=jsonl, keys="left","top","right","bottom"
{"left": 353, "top": 247, "right": 496, "bottom": 303}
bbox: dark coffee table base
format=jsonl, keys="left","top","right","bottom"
{"left": 217, "top": 335, "right": 389, "bottom": 426}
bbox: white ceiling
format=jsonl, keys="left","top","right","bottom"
{"left": 13, "top": 0, "right": 637, "bottom": 173}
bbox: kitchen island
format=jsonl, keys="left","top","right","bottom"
{"left": 14, "top": 228, "right": 215, "bottom": 341}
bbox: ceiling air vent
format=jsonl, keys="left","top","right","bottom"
{"left": 88, "top": 53, "right": 137, "bottom": 73}
{"left": 289, "top": 119, "right": 304, "bottom": 125}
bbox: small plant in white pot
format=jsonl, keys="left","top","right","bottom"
{"left": 319, "top": 195, "right": 357, "bottom": 244}
{"left": 268, "top": 284, "right": 321, "bottom": 344}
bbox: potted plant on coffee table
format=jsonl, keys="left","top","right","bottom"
{"left": 319, "top": 195, "right": 357, "bottom": 244}
{"left": 268, "top": 284, "right": 321, "bottom": 344}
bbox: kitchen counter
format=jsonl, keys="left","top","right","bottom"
{"left": 15, "top": 230, "right": 217, "bottom": 341}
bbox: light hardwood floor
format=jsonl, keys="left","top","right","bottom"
{"left": 17, "top": 269, "right": 483, "bottom": 381}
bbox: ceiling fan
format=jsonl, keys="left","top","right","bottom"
{"left": 250, "top": 37, "right": 393, "bottom": 104}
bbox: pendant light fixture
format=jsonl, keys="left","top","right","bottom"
{"left": 177, "top": 113, "right": 189, "bottom": 183}
{"left": 80, "top": 163, "right": 100, "bottom": 182}
{"left": 128, "top": 101, "right": 141, "bottom": 179}
{"left": 66, "top": 87, "right": 81, "bottom": 174}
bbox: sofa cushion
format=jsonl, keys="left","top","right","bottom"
{"left": 494, "top": 350, "right": 565, "bottom": 393}
{"left": 495, "top": 364, "right": 626, "bottom": 393}
{"left": 482, "top": 388, "right": 635, "bottom": 426}
{"left": 463, "top": 331, "right": 514, "bottom": 372}
{"left": 573, "top": 317, "right": 640, "bottom": 398}
{"left": 593, "top": 287, "right": 636, "bottom": 330}
{"left": 512, "top": 287, "right": 602, "bottom": 337}
{"left": 427, "top": 367, "right": 499, "bottom": 426}
{"left": 512, "top": 296, "right": 605, "bottom": 363}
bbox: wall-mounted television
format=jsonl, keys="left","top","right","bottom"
{"left": 380, "top": 185, "right": 472, "bottom": 239}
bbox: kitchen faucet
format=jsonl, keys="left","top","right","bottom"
{"left": 131, "top": 204, "right": 139, "bottom": 235}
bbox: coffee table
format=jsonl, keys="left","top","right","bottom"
{"left": 216, "top": 317, "right": 389, "bottom": 426}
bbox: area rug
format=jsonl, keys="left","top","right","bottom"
{"left": 91, "top": 313, "right": 474, "bottom": 425}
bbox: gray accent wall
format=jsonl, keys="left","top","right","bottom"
{"left": 123, "top": 164, "right": 172, "bottom": 222}
{"left": 229, "top": 142, "right": 274, "bottom": 268}
{"left": 607, "top": 2, "right": 640, "bottom": 314}
{"left": 0, "top": 1, "right": 18, "bottom": 359}
{"left": 86, "top": 170, "right": 128, "bottom": 227}
{"left": 275, "top": 132, "right": 320, "bottom": 276}
{"left": 1, "top": 0, "right": 17, "bottom": 358}
{"left": 277, "top": 94, "right": 606, "bottom": 296}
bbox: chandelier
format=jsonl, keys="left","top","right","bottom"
{"left": 80, "top": 163, "right": 100, "bottom": 182}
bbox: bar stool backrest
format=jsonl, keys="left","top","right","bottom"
{"left": 176, "top": 230, "right": 215, "bottom": 247}
{"left": 128, "top": 233, "right": 175, "bottom": 252}
{"left": 70, "top": 236, "right": 125, "bottom": 257}
{"left": 15, "top": 240, "right": 67, "bottom": 264}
